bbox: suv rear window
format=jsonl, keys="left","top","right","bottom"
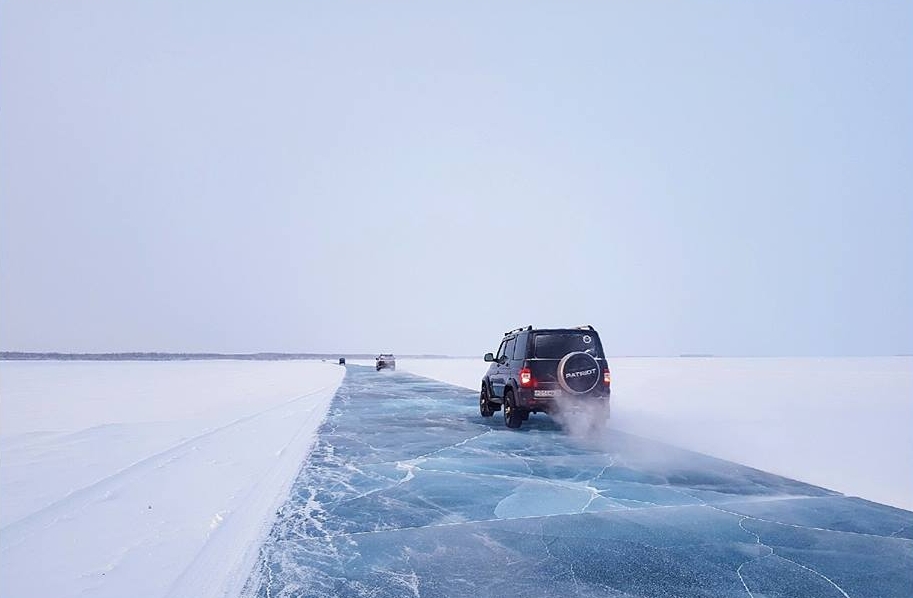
{"left": 533, "top": 333, "right": 602, "bottom": 358}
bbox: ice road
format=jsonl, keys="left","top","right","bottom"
{"left": 244, "top": 366, "right": 913, "bottom": 598}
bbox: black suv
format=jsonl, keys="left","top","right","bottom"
{"left": 480, "top": 325, "right": 611, "bottom": 428}
{"left": 376, "top": 353, "right": 396, "bottom": 371}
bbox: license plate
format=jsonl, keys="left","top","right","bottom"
{"left": 534, "top": 389, "right": 559, "bottom": 398}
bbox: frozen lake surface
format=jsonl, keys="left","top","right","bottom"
{"left": 396, "top": 356, "right": 913, "bottom": 511}
{"left": 245, "top": 366, "right": 913, "bottom": 598}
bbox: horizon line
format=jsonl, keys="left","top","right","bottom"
{"left": 2, "top": 351, "right": 910, "bottom": 361}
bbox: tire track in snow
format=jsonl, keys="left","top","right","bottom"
{"left": 0, "top": 384, "right": 337, "bottom": 553}
{"left": 163, "top": 393, "right": 335, "bottom": 598}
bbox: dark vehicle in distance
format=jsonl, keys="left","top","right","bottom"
{"left": 376, "top": 354, "right": 396, "bottom": 371}
{"left": 480, "top": 325, "right": 611, "bottom": 429}
{"left": 338, "top": 357, "right": 346, "bottom": 365}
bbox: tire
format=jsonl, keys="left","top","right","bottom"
{"left": 479, "top": 384, "right": 495, "bottom": 417}
{"left": 556, "top": 352, "right": 601, "bottom": 395}
{"left": 503, "top": 389, "right": 523, "bottom": 429}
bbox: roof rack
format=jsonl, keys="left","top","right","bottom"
{"left": 503, "top": 325, "right": 533, "bottom": 336}
{"left": 572, "top": 324, "right": 595, "bottom": 331}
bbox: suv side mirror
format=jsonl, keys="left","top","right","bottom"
{"left": 483, "top": 352, "right": 495, "bottom": 362}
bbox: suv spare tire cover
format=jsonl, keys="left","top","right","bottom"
{"left": 557, "top": 351, "right": 600, "bottom": 394}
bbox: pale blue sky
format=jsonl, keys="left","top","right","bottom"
{"left": 1, "top": 1, "right": 911, "bottom": 356}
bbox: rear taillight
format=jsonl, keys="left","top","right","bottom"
{"left": 519, "top": 367, "right": 533, "bottom": 388}
{"left": 603, "top": 369, "right": 611, "bottom": 385}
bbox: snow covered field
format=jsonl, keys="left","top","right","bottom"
{"left": 0, "top": 360, "right": 343, "bottom": 598}
{"left": 397, "top": 357, "right": 913, "bottom": 512}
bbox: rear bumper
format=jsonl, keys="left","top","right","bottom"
{"left": 516, "top": 386, "right": 610, "bottom": 411}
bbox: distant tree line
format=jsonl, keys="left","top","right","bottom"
{"left": 0, "top": 352, "right": 452, "bottom": 361}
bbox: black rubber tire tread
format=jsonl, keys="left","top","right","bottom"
{"left": 479, "top": 384, "right": 495, "bottom": 417}
{"left": 503, "top": 389, "right": 523, "bottom": 429}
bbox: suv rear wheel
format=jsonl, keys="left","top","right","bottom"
{"left": 503, "top": 389, "right": 523, "bottom": 429}
{"left": 479, "top": 384, "right": 495, "bottom": 417}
